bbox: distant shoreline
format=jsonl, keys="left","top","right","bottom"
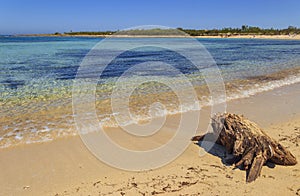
{"left": 13, "top": 34, "right": 300, "bottom": 40}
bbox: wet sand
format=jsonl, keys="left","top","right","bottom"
{"left": 0, "top": 83, "right": 300, "bottom": 195}
{"left": 1, "top": 66, "right": 300, "bottom": 148}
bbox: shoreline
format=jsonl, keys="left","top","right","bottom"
{"left": 1, "top": 82, "right": 300, "bottom": 195}
{"left": 10, "top": 34, "right": 300, "bottom": 40}
{"left": 1, "top": 66, "right": 300, "bottom": 149}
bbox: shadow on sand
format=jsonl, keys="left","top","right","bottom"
{"left": 192, "top": 133, "right": 276, "bottom": 170}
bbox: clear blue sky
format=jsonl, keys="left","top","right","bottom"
{"left": 1, "top": 0, "right": 300, "bottom": 34}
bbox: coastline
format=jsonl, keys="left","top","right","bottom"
{"left": 2, "top": 1, "right": 300, "bottom": 195}
{"left": 1, "top": 82, "right": 299, "bottom": 195}
{"left": 1, "top": 66, "right": 299, "bottom": 149}
{"left": 12, "top": 34, "right": 300, "bottom": 40}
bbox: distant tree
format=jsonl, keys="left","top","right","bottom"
{"left": 242, "top": 25, "right": 248, "bottom": 31}
{"left": 177, "top": 27, "right": 183, "bottom": 31}
{"left": 288, "top": 26, "right": 297, "bottom": 30}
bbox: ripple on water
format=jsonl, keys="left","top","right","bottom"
{"left": 1, "top": 37, "right": 300, "bottom": 148}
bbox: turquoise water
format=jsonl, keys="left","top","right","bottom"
{"left": 1, "top": 37, "right": 300, "bottom": 96}
{"left": 1, "top": 36, "right": 300, "bottom": 147}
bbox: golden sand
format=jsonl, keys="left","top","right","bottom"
{"left": 0, "top": 82, "right": 300, "bottom": 195}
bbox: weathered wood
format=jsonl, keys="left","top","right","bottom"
{"left": 192, "top": 113, "right": 297, "bottom": 183}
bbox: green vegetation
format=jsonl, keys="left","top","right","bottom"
{"left": 181, "top": 25, "right": 300, "bottom": 36}
{"left": 116, "top": 28, "right": 185, "bottom": 36}
{"left": 54, "top": 25, "right": 300, "bottom": 36}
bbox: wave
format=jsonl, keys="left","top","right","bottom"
{"left": 98, "top": 66, "right": 300, "bottom": 127}
{"left": 0, "top": 66, "right": 299, "bottom": 149}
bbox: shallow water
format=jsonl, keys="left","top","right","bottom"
{"left": 1, "top": 36, "right": 300, "bottom": 148}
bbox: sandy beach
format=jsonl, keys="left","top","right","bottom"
{"left": 195, "top": 34, "right": 300, "bottom": 40}
{"left": 2, "top": 0, "right": 300, "bottom": 195}
{"left": 111, "top": 34, "right": 300, "bottom": 40}
{"left": 1, "top": 82, "right": 299, "bottom": 196}
{"left": 18, "top": 34, "right": 300, "bottom": 40}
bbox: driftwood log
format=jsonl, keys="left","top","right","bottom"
{"left": 192, "top": 113, "right": 297, "bottom": 183}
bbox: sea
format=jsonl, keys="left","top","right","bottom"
{"left": 1, "top": 36, "right": 300, "bottom": 148}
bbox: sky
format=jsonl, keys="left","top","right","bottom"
{"left": 1, "top": 0, "right": 300, "bottom": 34}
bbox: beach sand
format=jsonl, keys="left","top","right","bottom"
{"left": 20, "top": 34, "right": 300, "bottom": 40}
{"left": 1, "top": 83, "right": 300, "bottom": 195}
{"left": 195, "top": 34, "right": 300, "bottom": 40}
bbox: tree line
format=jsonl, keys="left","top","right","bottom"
{"left": 179, "top": 25, "right": 300, "bottom": 36}
{"left": 59, "top": 25, "right": 300, "bottom": 36}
